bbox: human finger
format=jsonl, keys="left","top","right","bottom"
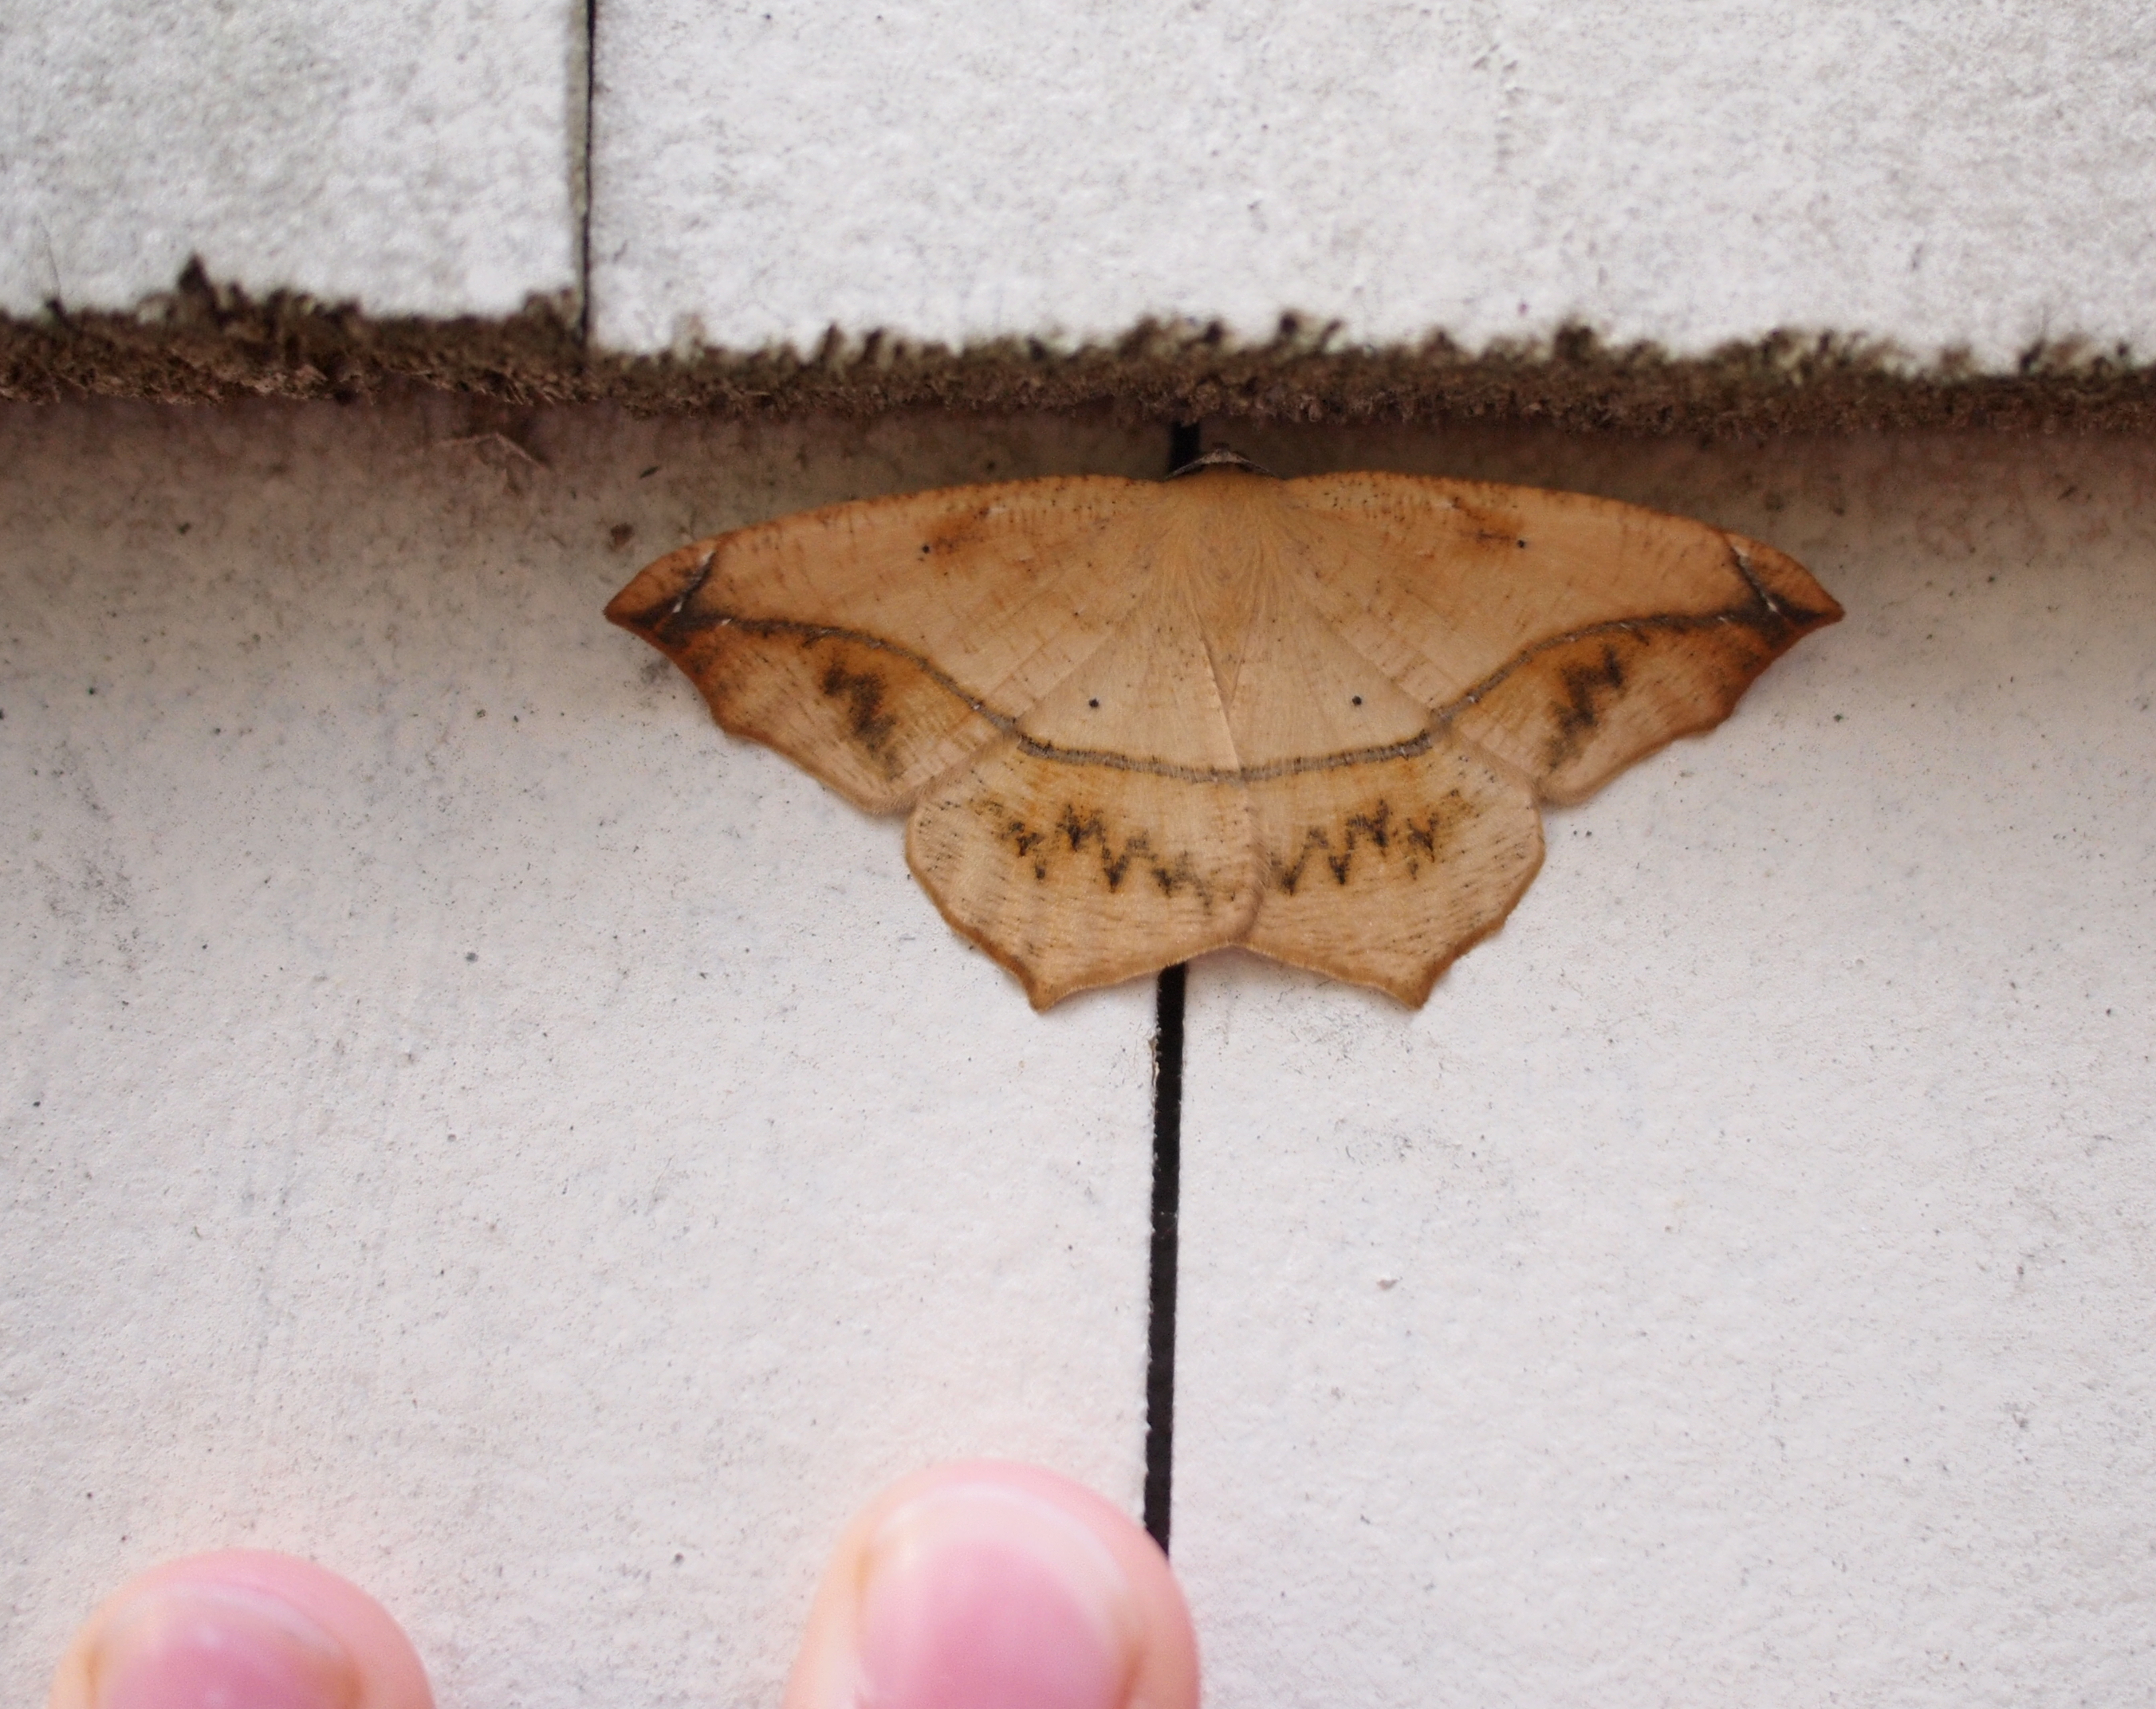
{"left": 783, "top": 1461, "right": 1200, "bottom": 1709}
{"left": 46, "top": 1550, "right": 431, "bottom": 1709}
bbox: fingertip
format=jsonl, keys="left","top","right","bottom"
{"left": 49, "top": 1551, "right": 431, "bottom": 1709}
{"left": 785, "top": 1462, "right": 1198, "bottom": 1709}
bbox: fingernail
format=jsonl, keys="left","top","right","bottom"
{"left": 90, "top": 1583, "right": 359, "bottom": 1709}
{"left": 854, "top": 1482, "right": 1138, "bottom": 1709}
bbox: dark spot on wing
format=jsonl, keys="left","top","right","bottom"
{"left": 914, "top": 506, "right": 1001, "bottom": 562}
{"left": 1059, "top": 806, "right": 1144, "bottom": 890}
{"left": 994, "top": 813, "right": 1049, "bottom": 878}
{"left": 1146, "top": 852, "right": 1211, "bottom": 898}
{"left": 1269, "top": 795, "right": 1461, "bottom": 892}
{"left": 1272, "top": 827, "right": 1329, "bottom": 895}
{"left": 1267, "top": 788, "right": 1474, "bottom": 887}
{"left": 818, "top": 660, "right": 897, "bottom": 759}
{"left": 977, "top": 799, "right": 1223, "bottom": 907}
{"left": 1346, "top": 801, "right": 1393, "bottom": 853}
{"left": 1545, "top": 643, "right": 1630, "bottom": 767}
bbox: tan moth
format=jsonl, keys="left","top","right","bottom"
{"left": 608, "top": 453, "right": 1839, "bottom": 1008}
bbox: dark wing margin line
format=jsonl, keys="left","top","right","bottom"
{"left": 635, "top": 544, "right": 1818, "bottom": 786}
{"left": 1432, "top": 540, "right": 1834, "bottom": 717}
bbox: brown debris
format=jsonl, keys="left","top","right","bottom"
{"left": 4, "top": 261, "right": 2154, "bottom": 435}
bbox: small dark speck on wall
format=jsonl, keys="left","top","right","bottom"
{"left": 465, "top": 952, "right": 478, "bottom": 962}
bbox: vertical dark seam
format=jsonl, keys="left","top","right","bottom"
{"left": 1143, "top": 961, "right": 1187, "bottom": 1550}
{"left": 1168, "top": 421, "right": 1204, "bottom": 475}
{"left": 1143, "top": 420, "right": 1202, "bottom": 1552}
{"left": 578, "top": 0, "right": 599, "bottom": 344}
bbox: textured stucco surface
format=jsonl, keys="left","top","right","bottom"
{"left": 6, "top": 2, "right": 2154, "bottom": 371}
{"left": 0, "top": 0, "right": 582, "bottom": 316}
{"left": 593, "top": 0, "right": 2156, "bottom": 364}
{"left": 0, "top": 401, "right": 1166, "bottom": 1709}
{"left": 1174, "top": 423, "right": 2156, "bottom": 1706}
{"left": 4, "top": 398, "right": 2154, "bottom": 1704}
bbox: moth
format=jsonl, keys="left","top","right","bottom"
{"left": 608, "top": 452, "right": 1839, "bottom": 1008}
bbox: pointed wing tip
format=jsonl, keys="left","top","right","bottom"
{"left": 1737, "top": 536, "right": 1844, "bottom": 634}
{"left": 606, "top": 542, "right": 718, "bottom": 635}
{"left": 1779, "top": 576, "right": 1844, "bottom": 634}
{"left": 1377, "top": 971, "right": 1438, "bottom": 1008}
{"left": 1363, "top": 871, "right": 1540, "bottom": 1009}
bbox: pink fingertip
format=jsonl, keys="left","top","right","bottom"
{"left": 781, "top": 1463, "right": 1197, "bottom": 1709}
{"left": 857, "top": 1530, "right": 1122, "bottom": 1709}
{"left": 92, "top": 1583, "right": 357, "bottom": 1709}
{"left": 51, "top": 1553, "right": 431, "bottom": 1709}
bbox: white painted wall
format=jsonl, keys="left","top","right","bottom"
{"left": 5, "top": 2, "right": 2156, "bottom": 1703}
{"left": 6, "top": 2, "right": 2154, "bottom": 365}
{"left": 1175, "top": 423, "right": 2156, "bottom": 1706}
{"left": 0, "top": 403, "right": 1167, "bottom": 1709}
{"left": 6, "top": 405, "right": 2153, "bottom": 1707}
{"left": 592, "top": 1, "right": 2156, "bottom": 365}
{"left": 0, "top": 0, "right": 582, "bottom": 316}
